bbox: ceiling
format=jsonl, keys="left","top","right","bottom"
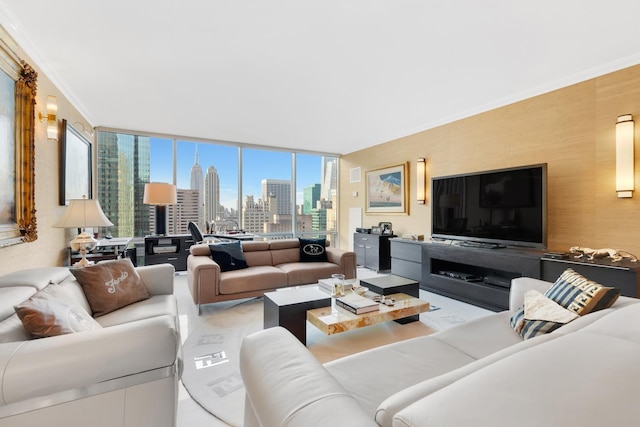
{"left": 1, "top": 1, "right": 640, "bottom": 155}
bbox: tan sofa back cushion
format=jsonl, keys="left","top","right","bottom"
{"left": 270, "top": 239, "right": 300, "bottom": 265}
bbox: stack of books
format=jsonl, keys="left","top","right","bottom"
{"left": 336, "top": 293, "right": 379, "bottom": 314}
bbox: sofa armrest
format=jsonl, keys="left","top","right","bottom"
{"left": 326, "top": 247, "right": 357, "bottom": 279}
{"left": 186, "top": 252, "right": 221, "bottom": 305}
{"left": 136, "top": 263, "right": 175, "bottom": 295}
{"left": 509, "top": 277, "right": 553, "bottom": 311}
{"left": 0, "top": 315, "right": 179, "bottom": 405}
{"left": 240, "top": 327, "right": 377, "bottom": 427}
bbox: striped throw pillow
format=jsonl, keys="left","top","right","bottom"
{"left": 510, "top": 269, "right": 620, "bottom": 339}
{"left": 545, "top": 268, "right": 620, "bottom": 315}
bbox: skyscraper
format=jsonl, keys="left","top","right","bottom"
{"left": 190, "top": 145, "right": 204, "bottom": 227}
{"left": 204, "top": 165, "right": 221, "bottom": 225}
{"left": 261, "top": 179, "right": 291, "bottom": 215}
{"left": 321, "top": 157, "right": 337, "bottom": 201}
{"left": 303, "top": 183, "right": 321, "bottom": 213}
{"left": 167, "top": 189, "right": 200, "bottom": 234}
{"left": 96, "top": 132, "right": 150, "bottom": 237}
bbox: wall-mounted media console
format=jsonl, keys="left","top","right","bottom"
{"left": 391, "top": 239, "right": 543, "bottom": 311}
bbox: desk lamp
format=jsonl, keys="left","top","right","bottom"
{"left": 143, "top": 182, "right": 177, "bottom": 236}
{"left": 54, "top": 197, "right": 114, "bottom": 267}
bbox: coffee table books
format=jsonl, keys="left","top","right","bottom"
{"left": 318, "top": 278, "right": 354, "bottom": 293}
{"left": 336, "top": 293, "right": 379, "bottom": 314}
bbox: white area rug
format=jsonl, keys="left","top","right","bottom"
{"left": 181, "top": 297, "right": 435, "bottom": 427}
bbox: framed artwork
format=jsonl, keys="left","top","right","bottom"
{"left": 0, "top": 25, "right": 38, "bottom": 247}
{"left": 365, "top": 163, "right": 408, "bottom": 214}
{"left": 59, "top": 119, "right": 92, "bottom": 205}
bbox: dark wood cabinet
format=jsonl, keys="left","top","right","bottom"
{"left": 144, "top": 235, "right": 195, "bottom": 271}
{"left": 420, "top": 242, "right": 543, "bottom": 311}
{"left": 353, "top": 233, "right": 395, "bottom": 272}
{"left": 391, "top": 239, "right": 640, "bottom": 310}
{"left": 390, "top": 239, "right": 424, "bottom": 283}
{"left": 541, "top": 256, "right": 640, "bottom": 298}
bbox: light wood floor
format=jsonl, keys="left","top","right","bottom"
{"left": 173, "top": 270, "right": 492, "bottom": 426}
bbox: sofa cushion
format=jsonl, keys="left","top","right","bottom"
{"left": 209, "top": 241, "right": 249, "bottom": 272}
{"left": 277, "top": 262, "right": 343, "bottom": 286}
{"left": 0, "top": 267, "right": 71, "bottom": 291}
{"left": 218, "top": 266, "right": 288, "bottom": 294}
{"left": 14, "top": 284, "right": 102, "bottom": 338}
{"left": 71, "top": 259, "right": 151, "bottom": 317}
{"left": 0, "top": 287, "right": 36, "bottom": 321}
{"left": 545, "top": 268, "right": 620, "bottom": 314}
{"left": 299, "top": 238, "right": 328, "bottom": 262}
{"left": 235, "top": 241, "right": 270, "bottom": 266}
{"left": 95, "top": 295, "right": 178, "bottom": 328}
{"left": 510, "top": 290, "right": 579, "bottom": 339}
{"left": 392, "top": 330, "right": 640, "bottom": 427}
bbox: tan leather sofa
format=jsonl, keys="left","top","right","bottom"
{"left": 187, "top": 239, "right": 356, "bottom": 309}
{"left": 0, "top": 264, "right": 181, "bottom": 427}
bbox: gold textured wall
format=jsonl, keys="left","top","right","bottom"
{"left": 340, "top": 64, "right": 640, "bottom": 256}
{"left": 0, "top": 35, "right": 93, "bottom": 274}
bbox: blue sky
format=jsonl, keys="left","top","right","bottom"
{"left": 149, "top": 138, "right": 328, "bottom": 209}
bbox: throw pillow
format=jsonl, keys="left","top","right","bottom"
{"left": 209, "top": 241, "right": 249, "bottom": 272}
{"left": 15, "top": 284, "right": 102, "bottom": 338}
{"left": 544, "top": 268, "right": 620, "bottom": 315}
{"left": 509, "top": 290, "right": 579, "bottom": 339}
{"left": 299, "top": 238, "right": 328, "bottom": 262}
{"left": 71, "top": 258, "right": 150, "bottom": 317}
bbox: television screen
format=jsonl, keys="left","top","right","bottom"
{"left": 431, "top": 164, "right": 546, "bottom": 248}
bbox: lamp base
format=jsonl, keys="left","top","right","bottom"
{"left": 70, "top": 232, "right": 97, "bottom": 268}
{"left": 73, "top": 258, "right": 95, "bottom": 268}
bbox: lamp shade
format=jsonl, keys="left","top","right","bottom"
{"left": 53, "top": 198, "right": 113, "bottom": 228}
{"left": 143, "top": 182, "right": 177, "bottom": 205}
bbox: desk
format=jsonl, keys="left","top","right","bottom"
{"left": 68, "top": 237, "right": 132, "bottom": 266}
{"left": 211, "top": 233, "right": 257, "bottom": 241}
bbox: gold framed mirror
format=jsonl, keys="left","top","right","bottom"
{"left": 0, "top": 26, "right": 37, "bottom": 247}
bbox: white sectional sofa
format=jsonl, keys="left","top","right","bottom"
{"left": 0, "top": 264, "right": 181, "bottom": 427}
{"left": 240, "top": 276, "right": 640, "bottom": 427}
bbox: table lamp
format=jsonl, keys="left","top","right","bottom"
{"left": 54, "top": 197, "right": 114, "bottom": 267}
{"left": 143, "top": 182, "right": 177, "bottom": 236}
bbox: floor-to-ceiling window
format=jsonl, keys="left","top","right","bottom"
{"left": 241, "top": 148, "right": 292, "bottom": 237}
{"left": 174, "top": 141, "right": 239, "bottom": 235}
{"left": 296, "top": 154, "right": 338, "bottom": 240}
{"left": 96, "top": 130, "right": 338, "bottom": 244}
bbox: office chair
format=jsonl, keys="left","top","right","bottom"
{"left": 188, "top": 221, "right": 222, "bottom": 245}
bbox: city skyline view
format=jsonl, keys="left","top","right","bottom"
{"left": 149, "top": 138, "right": 330, "bottom": 212}
{"left": 97, "top": 130, "right": 337, "bottom": 238}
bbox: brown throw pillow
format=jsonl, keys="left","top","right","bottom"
{"left": 15, "top": 284, "right": 102, "bottom": 338}
{"left": 71, "top": 259, "right": 150, "bottom": 317}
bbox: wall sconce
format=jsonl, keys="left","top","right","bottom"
{"left": 417, "top": 157, "right": 427, "bottom": 204}
{"left": 616, "top": 114, "right": 634, "bottom": 198}
{"left": 38, "top": 95, "right": 58, "bottom": 140}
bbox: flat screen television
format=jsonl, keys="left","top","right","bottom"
{"left": 431, "top": 164, "right": 547, "bottom": 249}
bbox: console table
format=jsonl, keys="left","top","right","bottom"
{"left": 68, "top": 237, "right": 132, "bottom": 266}
{"left": 353, "top": 232, "right": 395, "bottom": 272}
{"left": 144, "top": 234, "right": 195, "bottom": 271}
{"left": 390, "top": 239, "right": 543, "bottom": 311}
{"left": 541, "top": 255, "right": 640, "bottom": 297}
